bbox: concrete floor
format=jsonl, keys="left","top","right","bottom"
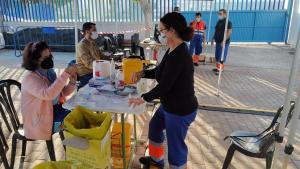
{"left": 1, "top": 44, "right": 300, "bottom": 169}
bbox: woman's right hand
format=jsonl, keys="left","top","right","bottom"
{"left": 65, "top": 65, "right": 77, "bottom": 76}
{"left": 131, "top": 71, "right": 144, "bottom": 83}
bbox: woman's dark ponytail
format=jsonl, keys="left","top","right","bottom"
{"left": 160, "top": 12, "right": 194, "bottom": 42}
{"left": 178, "top": 26, "right": 194, "bottom": 41}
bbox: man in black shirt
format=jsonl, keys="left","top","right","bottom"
{"left": 211, "top": 9, "right": 232, "bottom": 73}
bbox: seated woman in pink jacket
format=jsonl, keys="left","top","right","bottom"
{"left": 21, "top": 41, "right": 77, "bottom": 140}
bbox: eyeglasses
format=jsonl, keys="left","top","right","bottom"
{"left": 159, "top": 28, "right": 168, "bottom": 33}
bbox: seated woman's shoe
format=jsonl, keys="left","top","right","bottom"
{"left": 140, "top": 156, "right": 164, "bottom": 169}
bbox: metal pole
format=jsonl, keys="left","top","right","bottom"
{"left": 271, "top": 30, "right": 300, "bottom": 169}
{"left": 121, "top": 114, "right": 127, "bottom": 169}
{"left": 277, "top": 30, "right": 300, "bottom": 169}
{"left": 74, "top": 0, "right": 78, "bottom": 52}
{"left": 205, "top": 0, "right": 214, "bottom": 56}
{"left": 0, "top": 3, "right": 4, "bottom": 33}
{"left": 287, "top": 0, "right": 299, "bottom": 46}
{"left": 134, "top": 115, "right": 137, "bottom": 142}
{"left": 283, "top": 0, "right": 294, "bottom": 43}
{"left": 216, "top": 0, "right": 231, "bottom": 96}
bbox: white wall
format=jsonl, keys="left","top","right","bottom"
{"left": 288, "top": 0, "right": 300, "bottom": 47}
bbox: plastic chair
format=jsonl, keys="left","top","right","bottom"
{"left": 0, "top": 80, "right": 57, "bottom": 169}
{"left": 222, "top": 102, "right": 295, "bottom": 169}
{"left": 0, "top": 122, "right": 10, "bottom": 169}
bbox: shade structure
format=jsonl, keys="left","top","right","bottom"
{"left": 272, "top": 30, "right": 300, "bottom": 169}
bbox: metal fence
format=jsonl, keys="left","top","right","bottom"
{"left": 0, "top": 0, "right": 289, "bottom": 22}
{"left": 0, "top": 26, "right": 17, "bottom": 52}
{"left": 14, "top": 26, "right": 81, "bottom": 56}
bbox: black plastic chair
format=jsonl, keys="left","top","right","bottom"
{"left": 0, "top": 122, "right": 10, "bottom": 169}
{"left": 0, "top": 79, "right": 56, "bottom": 169}
{"left": 222, "top": 102, "right": 295, "bottom": 169}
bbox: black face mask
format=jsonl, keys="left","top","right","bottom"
{"left": 41, "top": 56, "right": 54, "bottom": 69}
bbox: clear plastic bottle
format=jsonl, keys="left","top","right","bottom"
{"left": 115, "top": 70, "right": 120, "bottom": 88}
{"left": 110, "top": 58, "right": 115, "bottom": 82}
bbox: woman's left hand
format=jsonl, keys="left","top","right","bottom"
{"left": 128, "top": 98, "right": 145, "bottom": 108}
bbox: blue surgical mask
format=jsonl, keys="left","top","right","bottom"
{"left": 218, "top": 15, "right": 224, "bottom": 20}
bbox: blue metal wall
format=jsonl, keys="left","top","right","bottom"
{"left": 182, "top": 10, "right": 288, "bottom": 42}
{"left": 0, "top": 0, "right": 291, "bottom": 42}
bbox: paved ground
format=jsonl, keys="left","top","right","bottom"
{"left": 195, "top": 44, "right": 298, "bottom": 111}
{"left": 0, "top": 44, "right": 300, "bottom": 169}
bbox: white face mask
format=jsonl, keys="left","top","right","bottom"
{"left": 158, "top": 32, "right": 167, "bottom": 45}
{"left": 218, "top": 15, "right": 224, "bottom": 20}
{"left": 196, "top": 18, "right": 201, "bottom": 22}
{"left": 91, "top": 31, "right": 98, "bottom": 40}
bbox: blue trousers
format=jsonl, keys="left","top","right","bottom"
{"left": 53, "top": 104, "right": 70, "bottom": 133}
{"left": 78, "top": 73, "right": 93, "bottom": 89}
{"left": 189, "top": 34, "right": 203, "bottom": 56}
{"left": 215, "top": 43, "right": 230, "bottom": 63}
{"left": 148, "top": 106, "right": 197, "bottom": 168}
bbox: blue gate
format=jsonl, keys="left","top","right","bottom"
{"left": 0, "top": 0, "right": 292, "bottom": 42}
{"left": 182, "top": 10, "right": 288, "bottom": 42}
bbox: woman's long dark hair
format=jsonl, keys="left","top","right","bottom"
{"left": 160, "top": 12, "right": 194, "bottom": 41}
{"left": 22, "top": 41, "right": 50, "bottom": 71}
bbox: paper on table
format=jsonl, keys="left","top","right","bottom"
{"left": 97, "top": 84, "right": 117, "bottom": 92}
{"left": 64, "top": 85, "right": 145, "bottom": 114}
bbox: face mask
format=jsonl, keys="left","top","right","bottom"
{"left": 196, "top": 18, "right": 201, "bottom": 22}
{"left": 91, "top": 31, "right": 98, "bottom": 40}
{"left": 41, "top": 56, "right": 54, "bottom": 69}
{"left": 218, "top": 15, "right": 224, "bottom": 20}
{"left": 158, "top": 32, "right": 167, "bottom": 45}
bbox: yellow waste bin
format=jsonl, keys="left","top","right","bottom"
{"left": 33, "top": 160, "right": 85, "bottom": 169}
{"left": 63, "top": 105, "right": 112, "bottom": 169}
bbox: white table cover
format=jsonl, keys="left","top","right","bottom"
{"left": 64, "top": 85, "right": 146, "bottom": 114}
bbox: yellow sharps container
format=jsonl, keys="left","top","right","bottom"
{"left": 122, "top": 56, "right": 150, "bottom": 84}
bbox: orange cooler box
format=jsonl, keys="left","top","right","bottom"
{"left": 112, "top": 157, "right": 130, "bottom": 169}
{"left": 111, "top": 122, "right": 132, "bottom": 169}
{"left": 111, "top": 122, "right": 131, "bottom": 146}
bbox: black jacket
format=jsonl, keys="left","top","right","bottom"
{"left": 142, "top": 43, "right": 198, "bottom": 116}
